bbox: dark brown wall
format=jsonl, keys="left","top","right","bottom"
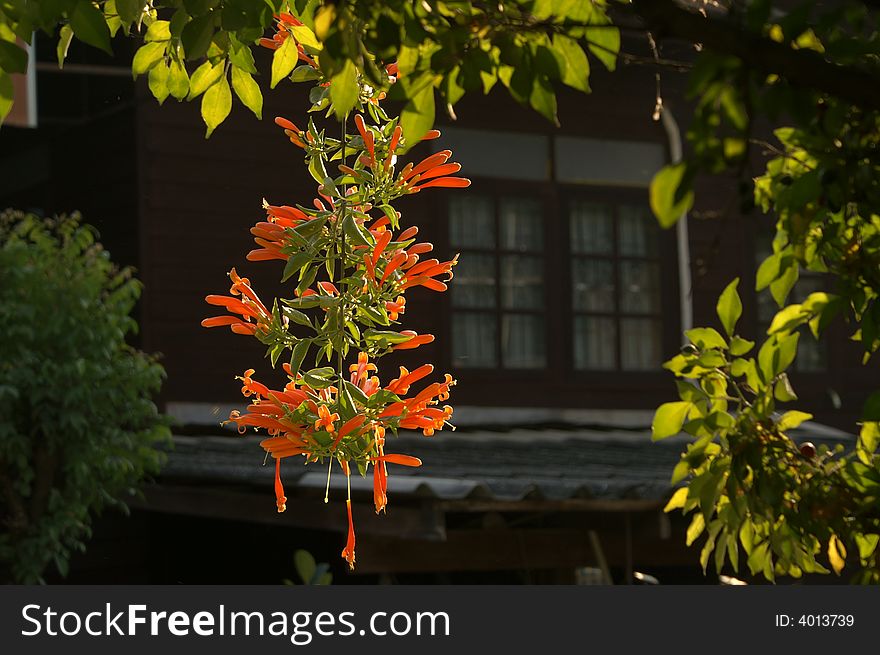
{"left": 134, "top": 56, "right": 875, "bottom": 429}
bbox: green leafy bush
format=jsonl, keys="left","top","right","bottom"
{"left": 0, "top": 210, "right": 170, "bottom": 583}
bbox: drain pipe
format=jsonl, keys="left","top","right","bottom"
{"left": 660, "top": 108, "right": 693, "bottom": 333}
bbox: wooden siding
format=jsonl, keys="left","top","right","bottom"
{"left": 132, "top": 57, "right": 875, "bottom": 428}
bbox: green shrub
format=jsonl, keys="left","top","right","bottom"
{"left": 0, "top": 210, "right": 170, "bottom": 583}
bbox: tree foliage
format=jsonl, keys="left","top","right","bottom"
{"left": 0, "top": 211, "right": 170, "bottom": 583}
{"left": 4, "top": 0, "right": 880, "bottom": 581}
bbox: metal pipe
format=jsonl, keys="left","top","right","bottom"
{"left": 660, "top": 108, "right": 693, "bottom": 333}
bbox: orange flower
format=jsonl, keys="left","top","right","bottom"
{"left": 349, "top": 352, "right": 377, "bottom": 385}
{"left": 386, "top": 364, "right": 434, "bottom": 394}
{"left": 274, "top": 458, "right": 287, "bottom": 513}
{"left": 392, "top": 330, "right": 435, "bottom": 350}
{"left": 314, "top": 404, "right": 339, "bottom": 432}
{"left": 386, "top": 296, "right": 406, "bottom": 321}
{"left": 202, "top": 269, "right": 273, "bottom": 334}
{"left": 341, "top": 460, "right": 356, "bottom": 569}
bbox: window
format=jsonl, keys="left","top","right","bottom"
{"left": 449, "top": 195, "right": 546, "bottom": 369}
{"left": 437, "top": 129, "right": 673, "bottom": 376}
{"left": 569, "top": 201, "right": 663, "bottom": 371}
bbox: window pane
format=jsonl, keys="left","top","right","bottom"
{"left": 618, "top": 205, "right": 658, "bottom": 257}
{"left": 574, "top": 316, "right": 616, "bottom": 370}
{"left": 621, "top": 318, "right": 662, "bottom": 370}
{"left": 502, "top": 314, "right": 546, "bottom": 369}
{"left": 501, "top": 255, "right": 543, "bottom": 309}
{"left": 451, "top": 253, "right": 496, "bottom": 308}
{"left": 452, "top": 313, "right": 497, "bottom": 368}
{"left": 619, "top": 260, "right": 660, "bottom": 314}
{"left": 572, "top": 259, "right": 614, "bottom": 312}
{"left": 449, "top": 195, "right": 495, "bottom": 248}
{"left": 555, "top": 136, "right": 665, "bottom": 186}
{"left": 434, "top": 127, "right": 550, "bottom": 181}
{"left": 499, "top": 197, "right": 543, "bottom": 251}
{"left": 570, "top": 202, "right": 613, "bottom": 254}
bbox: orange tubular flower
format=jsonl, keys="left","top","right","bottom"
{"left": 386, "top": 296, "right": 406, "bottom": 321}
{"left": 314, "top": 404, "right": 339, "bottom": 432}
{"left": 387, "top": 364, "right": 434, "bottom": 394}
{"left": 275, "top": 116, "right": 307, "bottom": 149}
{"left": 342, "top": 498, "right": 356, "bottom": 569}
{"left": 412, "top": 177, "right": 472, "bottom": 191}
{"left": 274, "top": 458, "right": 287, "bottom": 512}
{"left": 349, "top": 352, "right": 377, "bottom": 385}
{"left": 354, "top": 114, "right": 374, "bottom": 164}
{"left": 393, "top": 331, "right": 435, "bottom": 350}
{"left": 202, "top": 269, "right": 273, "bottom": 335}
{"left": 341, "top": 460, "right": 356, "bottom": 569}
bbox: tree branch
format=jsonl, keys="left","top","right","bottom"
{"left": 631, "top": 0, "right": 880, "bottom": 112}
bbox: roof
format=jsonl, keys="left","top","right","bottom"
{"left": 160, "top": 419, "right": 854, "bottom": 504}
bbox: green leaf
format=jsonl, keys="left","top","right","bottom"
{"left": 0, "top": 70, "right": 12, "bottom": 123}
{"left": 282, "top": 251, "right": 313, "bottom": 283}
{"left": 294, "top": 549, "right": 316, "bottom": 584}
{"left": 529, "top": 76, "right": 558, "bottom": 125}
{"left": 291, "top": 25, "right": 320, "bottom": 50}
{"left": 650, "top": 163, "right": 693, "bottom": 228}
{"left": 283, "top": 307, "right": 312, "bottom": 328}
{"left": 827, "top": 534, "right": 846, "bottom": 575}
{"left": 777, "top": 410, "right": 812, "bottom": 431}
{"left": 289, "top": 339, "right": 310, "bottom": 375}
{"left": 70, "top": 1, "right": 113, "bottom": 54}
{"left": 147, "top": 61, "right": 170, "bottom": 104}
{"left": 652, "top": 401, "right": 692, "bottom": 440}
{"left": 0, "top": 41, "right": 28, "bottom": 74}
{"left": 770, "top": 261, "right": 798, "bottom": 306}
{"left": 685, "top": 327, "right": 727, "bottom": 350}
{"left": 855, "top": 533, "right": 879, "bottom": 561}
{"left": 329, "top": 60, "right": 358, "bottom": 119}
{"left": 271, "top": 36, "right": 298, "bottom": 89}
{"left": 730, "top": 336, "right": 755, "bottom": 356}
{"left": 132, "top": 42, "right": 166, "bottom": 76}
{"left": 342, "top": 213, "right": 373, "bottom": 248}
{"left": 400, "top": 82, "right": 435, "bottom": 148}
{"left": 57, "top": 24, "right": 74, "bottom": 68}
{"left": 663, "top": 487, "right": 688, "bottom": 512}
{"left": 773, "top": 373, "right": 797, "bottom": 402}
{"left": 767, "top": 303, "right": 806, "bottom": 334}
{"left": 739, "top": 521, "right": 754, "bottom": 554}
{"left": 858, "top": 422, "right": 879, "bottom": 465}
{"left": 686, "top": 513, "right": 705, "bottom": 546}
{"left": 231, "top": 67, "right": 262, "bottom": 119}
{"left": 671, "top": 459, "right": 690, "bottom": 485}
{"left": 758, "top": 332, "right": 799, "bottom": 381}
{"left": 291, "top": 64, "right": 321, "bottom": 82}
{"left": 862, "top": 392, "right": 880, "bottom": 421}
{"left": 115, "top": 0, "right": 144, "bottom": 24}
{"left": 755, "top": 252, "right": 781, "bottom": 291}
{"left": 187, "top": 60, "right": 224, "bottom": 100}
{"left": 584, "top": 19, "right": 620, "bottom": 71}
{"left": 551, "top": 34, "right": 590, "bottom": 92}
{"left": 228, "top": 38, "right": 257, "bottom": 74}
{"left": 181, "top": 14, "right": 215, "bottom": 61}
{"left": 716, "top": 278, "right": 742, "bottom": 336}
{"left": 168, "top": 59, "right": 190, "bottom": 100}
{"left": 201, "top": 73, "right": 231, "bottom": 137}
{"left": 144, "top": 20, "right": 171, "bottom": 42}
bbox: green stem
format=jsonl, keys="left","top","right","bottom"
{"left": 337, "top": 112, "right": 349, "bottom": 389}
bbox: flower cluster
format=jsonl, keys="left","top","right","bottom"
{"left": 202, "top": 14, "right": 469, "bottom": 570}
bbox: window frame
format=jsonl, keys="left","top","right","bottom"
{"left": 441, "top": 178, "right": 559, "bottom": 377}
